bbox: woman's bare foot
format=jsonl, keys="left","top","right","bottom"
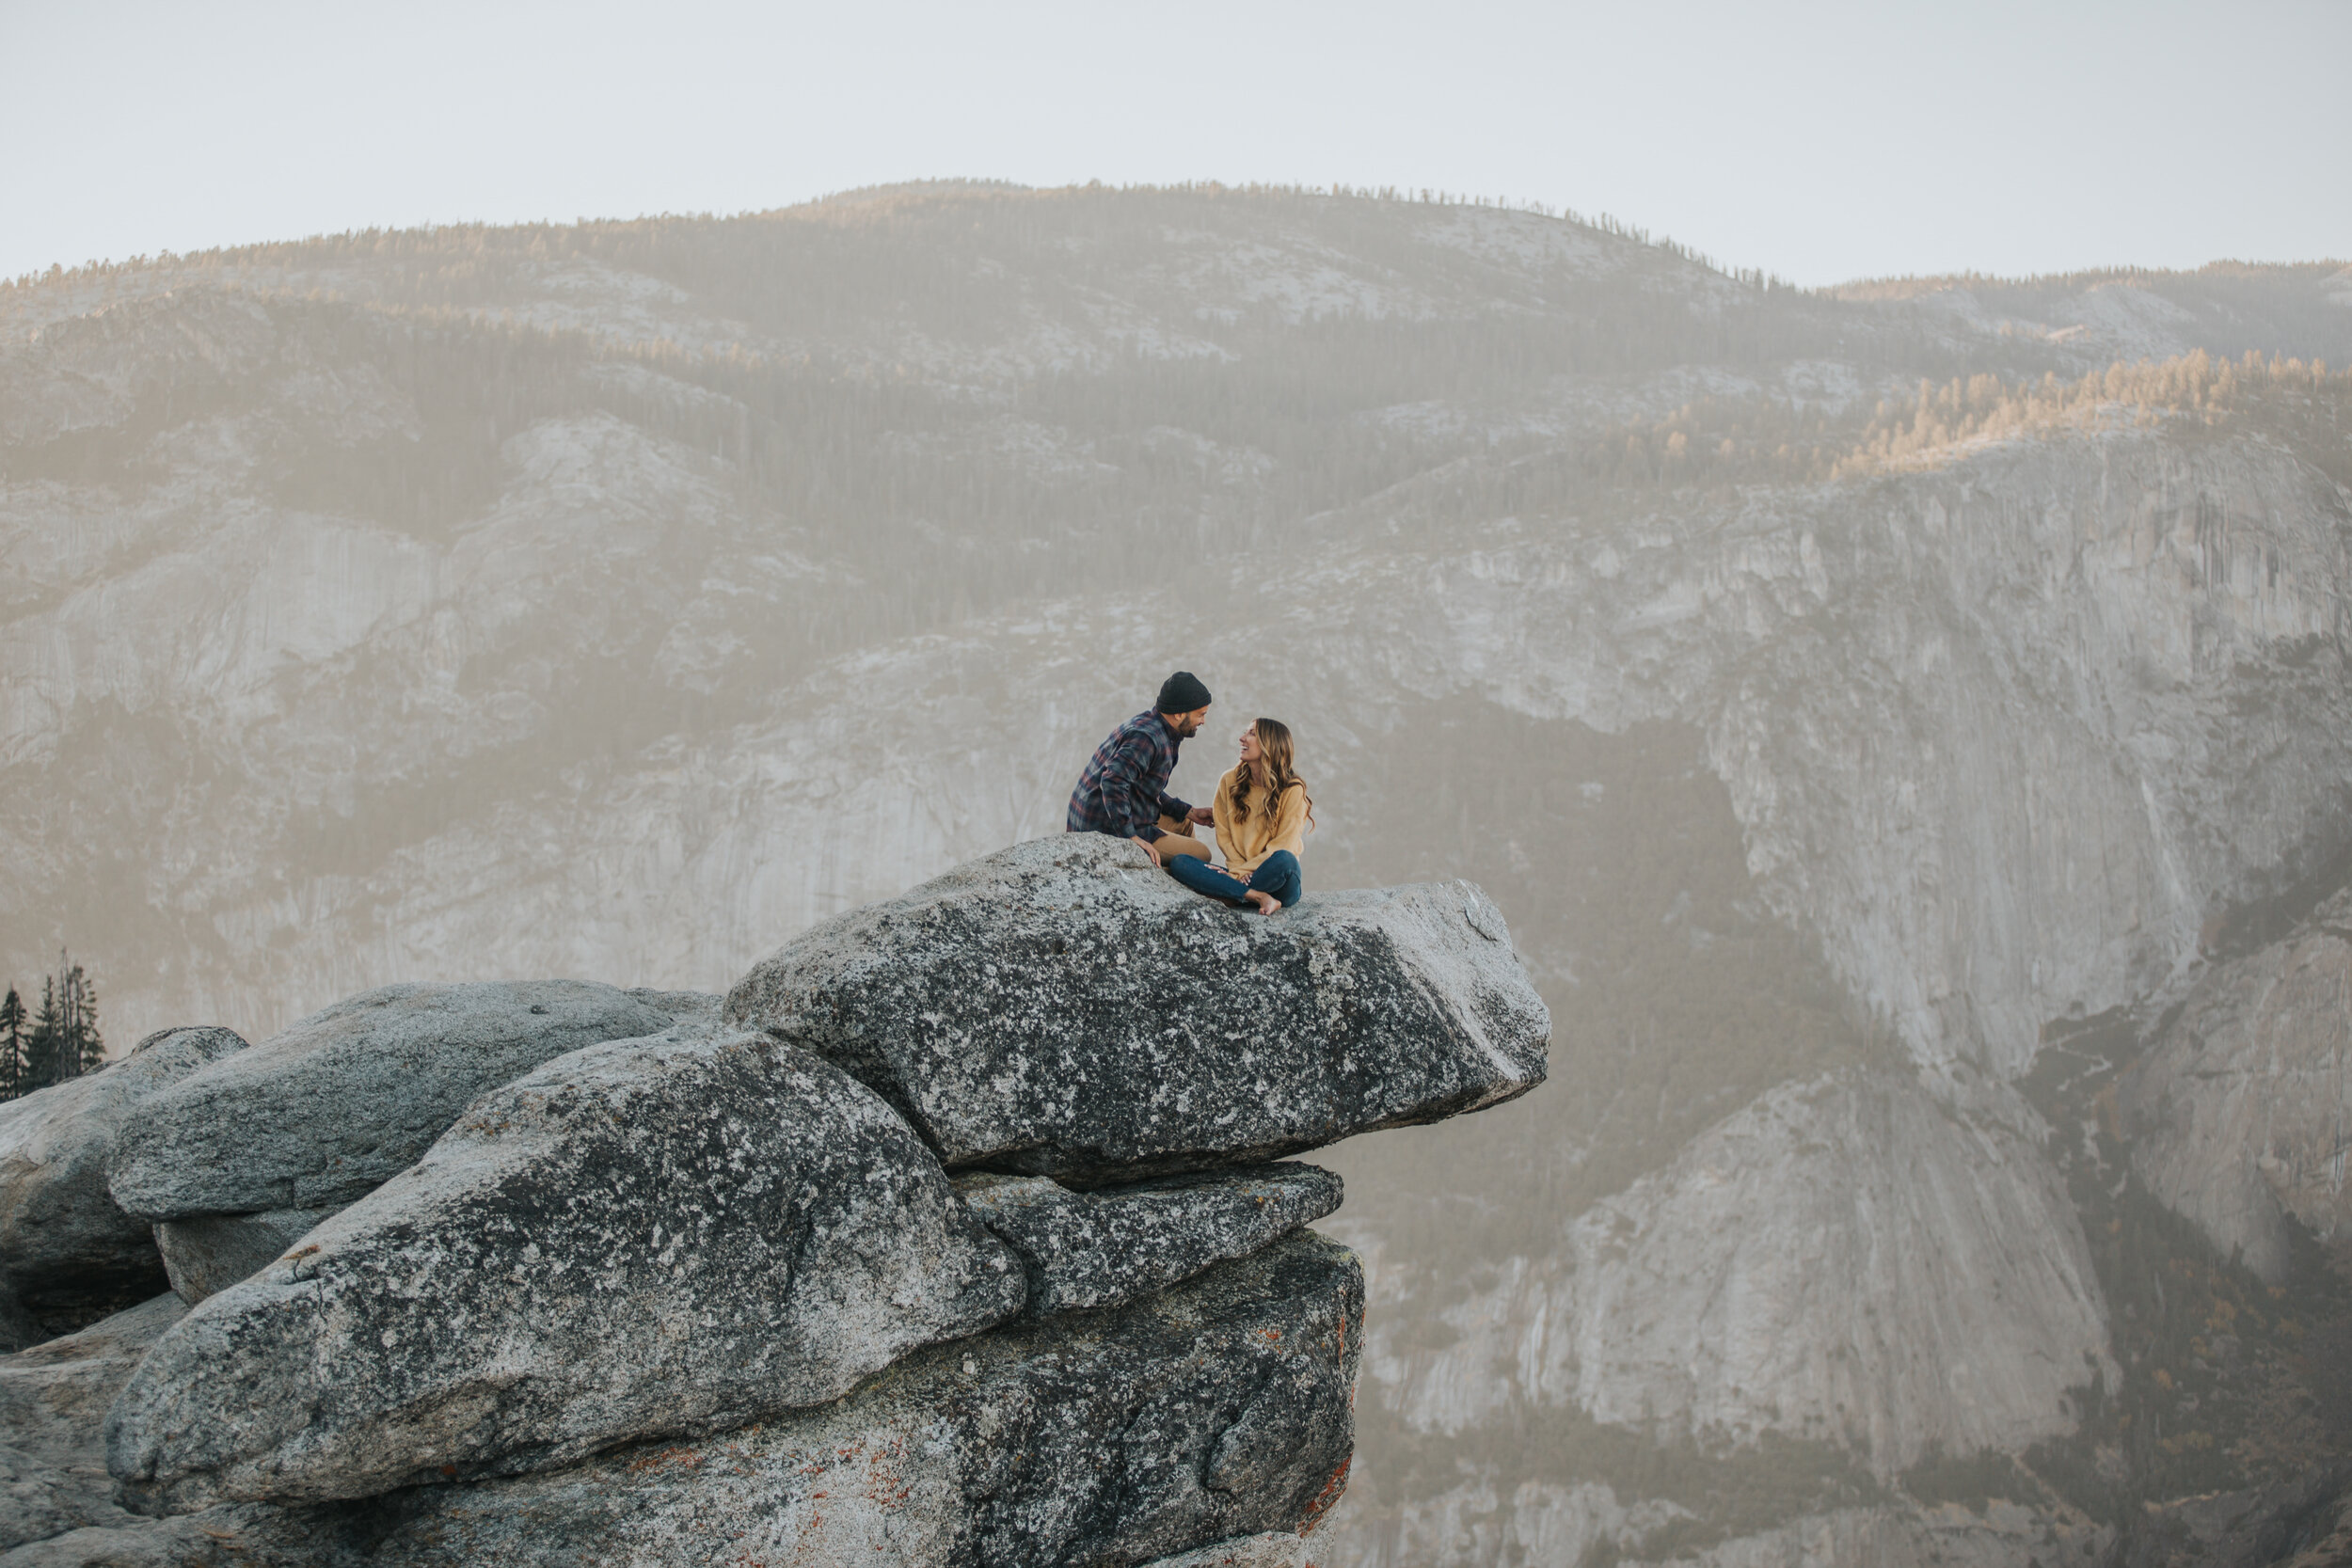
{"left": 1244, "top": 889, "right": 1282, "bottom": 916}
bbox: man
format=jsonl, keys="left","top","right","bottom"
{"left": 1067, "top": 672, "right": 1216, "bottom": 867}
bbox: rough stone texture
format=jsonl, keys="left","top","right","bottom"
{"left": 1141, "top": 1531, "right": 1311, "bottom": 1568}
{"left": 2122, "top": 1466, "right": 2352, "bottom": 1568}
{"left": 724, "top": 835, "right": 1548, "bottom": 1181}
{"left": 1336, "top": 1071, "right": 2110, "bottom": 1479}
{"left": 105, "top": 981, "right": 669, "bottom": 1221}
{"left": 956, "top": 1163, "right": 1343, "bottom": 1319}
{"left": 2275, "top": 1487, "right": 2352, "bottom": 1568}
{"left": 2119, "top": 886, "right": 2352, "bottom": 1282}
{"left": 0, "top": 1294, "right": 188, "bottom": 1551}
{"left": 0, "top": 1030, "right": 248, "bottom": 1340}
{"left": 623, "top": 989, "right": 724, "bottom": 1028}
{"left": 151, "top": 1210, "right": 338, "bottom": 1307}
{"left": 104, "top": 1029, "right": 1025, "bottom": 1510}
{"left": 280, "top": 1232, "right": 1361, "bottom": 1567}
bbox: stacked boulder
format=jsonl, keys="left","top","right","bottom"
{"left": 0, "top": 836, "right": 1548, "bottom": 1565}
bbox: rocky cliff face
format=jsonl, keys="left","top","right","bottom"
{"left": 2119, "top": 885, "right": 2352, "bottom": 1284}
{"left": 0, "top": 836, "right": 1544, "bottom": 1562}
{"left": 5, "top": 186, "right": 2350, "bottom": 1562}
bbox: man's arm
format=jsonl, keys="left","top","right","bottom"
{"left": 1098, "top": 732, "right": 1164, "bottom": 841}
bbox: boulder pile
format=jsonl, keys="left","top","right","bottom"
{"left": 0, "top": 836, "right": 1547, "bottom": 1565}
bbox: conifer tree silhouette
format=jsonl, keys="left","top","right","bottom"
{"left": 0, "top": 988, "right": 21, "bottom": 1099}
{"left": 0, "top": 958, "right": 105, "bottom": 1100}
{"left": 24, "top": 978, "right": 60, "bottom": 1093}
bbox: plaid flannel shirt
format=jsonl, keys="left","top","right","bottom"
{"left": 1066, "top": 711, "right": 1192, "bottom": 843}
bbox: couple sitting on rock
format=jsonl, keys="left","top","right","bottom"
{"left": 1065, "top": 671, "right": 1312, "bottom": 915}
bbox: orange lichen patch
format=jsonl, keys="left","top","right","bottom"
{"left": 850, "top": 1433, "right": 915, "bottom": 1510}
{"left": 627, "top": 1446, "right": 707, "bottom": 1474}
{"left": 1259, "top": 1327, "right": 1283, "bottom": 1342}
{"left": 1296, "top": 1454, "right": 1351, "bottom": 1531}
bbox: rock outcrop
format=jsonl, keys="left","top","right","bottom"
{"left": 0, "top": 1029, "right": 247, "bottom": 1342}
{"left": 105, "top": 981, "right": 670, "bottom": 1222}
{"left": 725, "top": 835, "right": 1549, "bottom": 1180}
{"left": 0, "top": 847, "right": 1541, "bottom": 1560}
{"left": 151, "top": 1210, "right": 338, "bottom": 1307}
{"left": 9, "top": 1234, "right": 1359, "bottom": 1566}
{"left": 291, "top": 1232, "right": 1359, "bottom": 1567}
{"left": 0, "top": 1293, "right": 188, "bottom": 1551}
{"left": 106, "top": 1029, "right": 1025, "bottom": 1508}
{"left": 2120, "top": 885, "right": 2352, "bottom": 1282}
{"left": 958, "top": 1163, "right": 1343, "bottom": 1319}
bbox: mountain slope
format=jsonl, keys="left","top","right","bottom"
{"left": 5, "top": 184, "right": 2351, "bottom": 1564}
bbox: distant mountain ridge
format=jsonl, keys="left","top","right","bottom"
{"left": 6, "top": 183, "right": 2352, "bottom": 1564}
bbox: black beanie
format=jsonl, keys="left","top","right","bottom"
{"left": 1156, "top": 671, "right": 1212, "bottom": 714}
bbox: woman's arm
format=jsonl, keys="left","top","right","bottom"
{"left": 1267, "top": 784, "right": 1311, "bottom": 860}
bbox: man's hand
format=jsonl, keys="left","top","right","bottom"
{"left": 1185, "top": 805, "right": 1216, "bottom": 827}
{"left": 1132, "top": 835, "right": 1163, "bottom": 867}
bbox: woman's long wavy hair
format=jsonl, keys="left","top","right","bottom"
{"left": 1229, "top": 718, "right": 1315, "bottom": 830}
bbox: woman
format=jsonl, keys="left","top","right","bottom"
{"left": 1164, "top": 718, "right": 1312, "bottom": 915}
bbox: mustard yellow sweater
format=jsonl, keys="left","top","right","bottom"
{"left": 1212, "top": 767, "right": 1310, "bottom": 877}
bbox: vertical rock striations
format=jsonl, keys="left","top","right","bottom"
{"left": 2120, "top": 884, "right": 2352, "bottom": 1282}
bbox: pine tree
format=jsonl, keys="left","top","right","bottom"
{"left": 0, "top": 988, "right": 21, "bottom": 1100}
{"left": 24, "top": 978, "right": 59, "bottom": 1093}
{"left": 57, "top": 959, "right": 102, "bottom": 1075}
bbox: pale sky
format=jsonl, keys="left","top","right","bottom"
{"left": 4, "top": 0, "right": 2347, "bottom": 288}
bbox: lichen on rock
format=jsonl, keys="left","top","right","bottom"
{"left": 105, "top": 1030, "right": 1025, "bottom": 1509}
{"left": 958, "top": 1162, "right": 1342, "bottom": 1319}
{"left": 106, "top": 981, "right": 670, "bottom": 1222}
{"left": 724, "top": 835, "right": 1549, "bottom": 1181}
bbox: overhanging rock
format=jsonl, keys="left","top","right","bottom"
{"left": 957, "top": 1163, "right": 1342, "bottom": 1319}
{"left": 724, "top": 835, "right": 1549, "bottom": 1181}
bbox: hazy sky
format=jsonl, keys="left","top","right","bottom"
{"left": 5, "top": 0, "right": 2347, "bottom": 288}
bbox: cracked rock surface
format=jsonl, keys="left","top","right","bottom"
{"left": 957, "top": 1163, "right": 1343, "bottom": 1319}
{"left": 0, "top": 1293, "right": 186, "bottom": 1551}
{"left": 0, "top": 1029, "right": 247, "bottom": 1343}
{"left": 177, "top": 1230, "right": 1362, "bottom": 1568}
{"left": 105, "top": 981, "right": 670, "bottom": 1222}
{"left": 151, "top": 1210, "right": 339, "bottom": 1307}
{"left": 724, "top": 834, "right": 1549, "bottom": 1180}
{"left": 104, "top": 1030, "right": 1025, "bottom": 1509}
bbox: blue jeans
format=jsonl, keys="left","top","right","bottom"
{"left": 1166, "top": 849, "right": 1302, "bottom": 910}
